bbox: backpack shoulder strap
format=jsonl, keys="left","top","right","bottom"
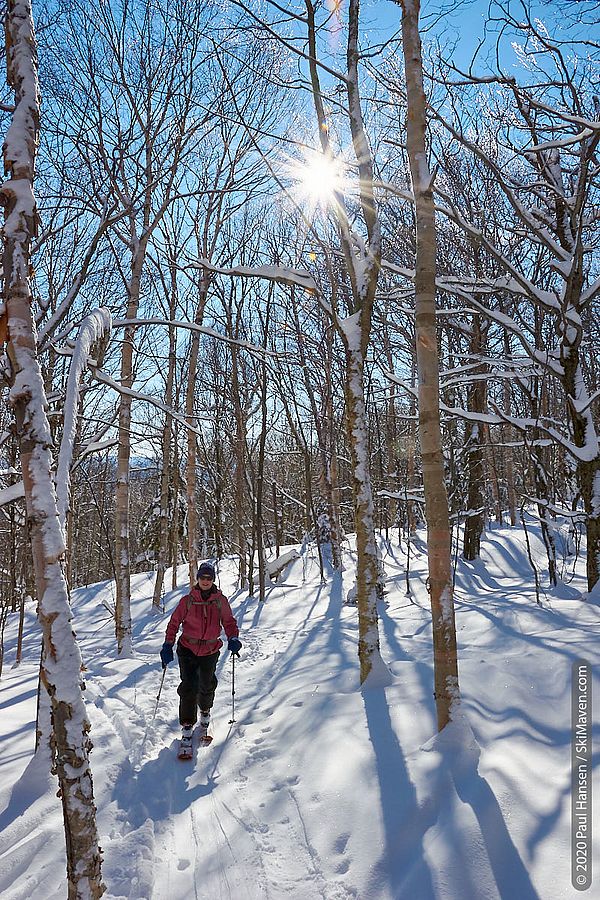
{"left": 181, "top": 592, "right": 194, "bottom": 622}
{"left": 182, "top": 589, "right": 220, "bottom": 620}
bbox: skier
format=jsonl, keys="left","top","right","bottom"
{"left": 160, "top": 562, "right": 241, "bottom": 756}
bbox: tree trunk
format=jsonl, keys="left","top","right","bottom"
{"left": 273, "top": 482, "right": 281, "bottom": 556}
{"left": 562, "top": 348, "right": 600, "bottom": 590}
{"left": 185, "top": 270, "right": 210, "bottom": 584}
{"left": 2, "top": 3, "right": 104, "bottom": 895}
{"left": 399, "top": 0, "right": 460, "bottom": 730}
{"left": 485, "top": 426, "right": 503, "bottom": 525}
{"left": 346, "top": 349, "right": 383, "bottom": 682}
{"left": 171, "top": 420, "right": 181, "bottom": 590}
{"left": 502, "top": 331, "right": 517, "bottom": 526}
{"left": 214, "top": 428, "right": 225, "bottom": 561}
{"left": 233, "top": 364, "right": 248, "bottom": 588}
{"left": 114, "top": 245, "right": 146, "bottom": 656}
{"left": 256, "top": 300, "right": 271, "bottom": 601}
{"left": 152, "top": 269, "right": 177, "bottom": 609}
{"left": 463, "top": 315, "right": 486, "bottom": 560}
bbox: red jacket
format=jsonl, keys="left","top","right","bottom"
{"left": 165, "top": 585, "right": 238, "bottom": 656}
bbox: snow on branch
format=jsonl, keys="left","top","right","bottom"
{"left": 580, "top": 276, "right": 600, "bottom": 307}
{"left": 527, "top": 128, "right": 596, "bottom": 153}
{"left": 463, "top": 294, "right": 565, "bottom": 377}
{"left": 73, "top": 438, "right": 118, "bottom": 464}
{"left": 432, "top": 113, "right": 572, "bottom": 263}
{"left": 90, "top": 366, "right": 206, "bottom": 438}
{"left": 0, "top": 480, "right": 25, "bottom": 506}
{"left": 55, "top": 309, "right": 112, "bottom": 529}
{"left": 189, "top": 258, "right": 318, "bottom": 294}
{"left": 111, "top": 317, "right": 277, "bottom": 359}
{"left": 488, "top": 400, "right": 600, "bottom": 463}
{"left": 378, "top": 489, "right": 424, "bottom": 504}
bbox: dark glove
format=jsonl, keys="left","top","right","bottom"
{"left": 228, "top": 637, "right": 242, "bottom": 656}
{"left": 160, "top": 642, "right": 174, "bottom": 667}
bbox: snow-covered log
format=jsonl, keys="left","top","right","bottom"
{"left": 267, "top": 548, "right": 300, "bottom": 582}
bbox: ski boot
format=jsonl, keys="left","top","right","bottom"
{"left": 178, "top": 723, "right": 194, "bottom": 760}
{"left": 199, "top": 710, "right": 213, "bottom": 746}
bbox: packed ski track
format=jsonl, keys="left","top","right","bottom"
{"left": 1, "top": 522, "right": 599, "bottom": 899}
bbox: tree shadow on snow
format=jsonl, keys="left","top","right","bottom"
{"left": 362, "top": 687, "right": 437, "bottom": 899}
{"left": 447, "top": 729, "right": 541, "bottom": 900}
{"left": 415, "top": 719, "right": 541, "bottom": 900}
{"left": 363, "top": 689, "right": 542, "bottom": 900}
{"left": 0, "top": 751, "right": 54, "bottom": 834}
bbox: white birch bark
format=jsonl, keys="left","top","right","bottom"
{"left": 2, "top": 2, "right": 105, "bottom": 895}
{"left": 305, "top": 0, "right": 385, "bottom": 682}
{"left": 56, "top": 309, "right": 112, "bottom": 532}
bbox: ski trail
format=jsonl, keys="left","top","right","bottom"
{"left": 180, "top": 624, "right": 359, "bottom": 900}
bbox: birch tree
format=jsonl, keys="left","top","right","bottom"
{"left": 49, "top": 0, "right": 212, "bottom": 651}
{"left": 304, "top": 0, "right": 386, "bottom": 681}
{"left": 1, "top": 1, "right": 104, "bottom": 895}
{"left": 396, "top": 0, "right": 460, "bottom": 728}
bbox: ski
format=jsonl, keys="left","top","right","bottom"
{"left": 199, "top": 734, "right": 213, "bottom": 747}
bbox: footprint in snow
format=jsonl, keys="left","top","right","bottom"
{"left": 334, "top": 832, "right": 350, "bottom": 854}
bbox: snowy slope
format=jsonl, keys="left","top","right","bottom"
{"left": 0, "top": 523, "right": 598, "bottom": 899}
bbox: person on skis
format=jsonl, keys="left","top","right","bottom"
{"left": 160, "top": 562, "right": 241, "bottom": 751}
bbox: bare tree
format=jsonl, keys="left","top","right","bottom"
{"left": 49, "top": 0, "right": 214, "bottom": 651}
{"left": 1, "top": 1, "right": 104, "bottom": 895}
{"left": 433, "top": 4, "right": 600, "bottom": 589}
{"left": 396, "top": 0, "right": 460, "bottom": 728}
{"left": 304, "top": 0, "right": 386, "bottom": 681}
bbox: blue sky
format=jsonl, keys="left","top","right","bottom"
{"left": 360, "top": 0, "right": 599, "bottom": 75}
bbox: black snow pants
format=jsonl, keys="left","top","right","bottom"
{"left": 176, "top": 643, "right": 219, "bottom": 726}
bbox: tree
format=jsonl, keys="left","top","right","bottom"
{"left": 49, "top": 0, "right": 214, "bottom": 651}
{"left": 304, "top": 0, "right": 387, "bottom": 682}
{"left": 1, "top": 1, "right": 104, "bottom": 895}
{"left": 433, "top": 3, "right": 600, "bottom": 589}
{"left": 396, "top": 0, "right": 460, "bottom": 728}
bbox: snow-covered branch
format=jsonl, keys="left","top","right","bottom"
{"left": 188, "top": 257, "right": 318, "bottom": 294}
{"left": 55, "top": 309, "right": 112, "bottom": 529}
{"left": 111, "top": 316, "right": 278, "bottom": 359}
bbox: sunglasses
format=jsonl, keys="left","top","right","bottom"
{"left": 198, "top": 575, "right": 213, "bottom": 581}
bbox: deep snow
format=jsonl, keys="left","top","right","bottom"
{"left": 0, "top": 522, "right": 598, "bottom": 899}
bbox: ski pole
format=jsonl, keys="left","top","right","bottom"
{"left": 152, "top": 665, "right": 167, "bottom": 722}
{"left": 228, "top": 651, "right": 238, "bottom": 724}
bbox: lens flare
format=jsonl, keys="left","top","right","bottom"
{"left": 283, "top": 148, "right": 347, "bottom": 215}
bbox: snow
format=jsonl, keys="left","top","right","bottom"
{"left": 1, "top": 524, "right": 599, "bottom": 899}
{"left": 56, "top": 309, "right": 112, "bottom": 528}
{"left": 190, "top": 259, "right": 318, "bottom": 294}
{"left": 0, "top": 480, "right": 25, "bottom": 506}
{"left": 338, "top": 311, "right": 362, "bottom": 352}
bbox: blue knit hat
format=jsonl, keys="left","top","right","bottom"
{"left": 197, "top": 562, "right": 215, "bottom": 581}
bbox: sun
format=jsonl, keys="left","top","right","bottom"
{"left": 284, "top": 148, "right": 346, "bottom": 212}
{"left": 298, "top": 152, "right": 344, "bottom": 205}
